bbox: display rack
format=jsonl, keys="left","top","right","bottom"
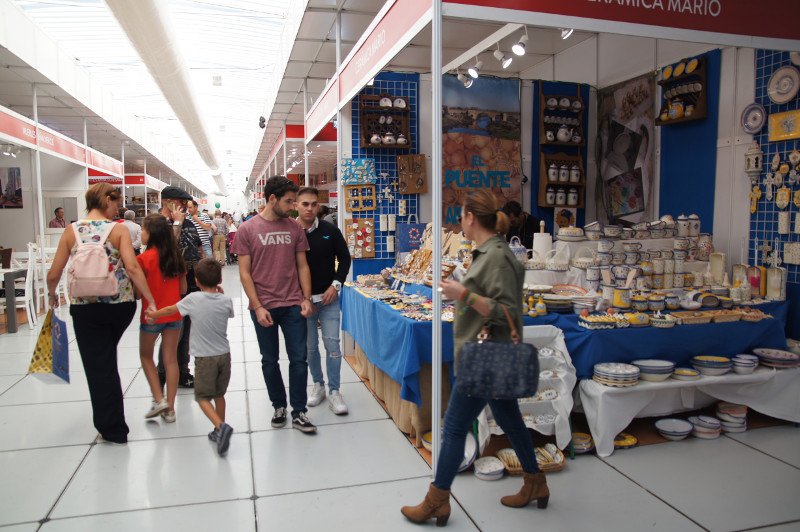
{"left": 656, "top": 55, "right": 709, "bottom": 126}
{"left": 538, "top": 152, "right": 585, "bottom": 209}
{"left": 358, "top": 94, "right": 413, "bottom": 150}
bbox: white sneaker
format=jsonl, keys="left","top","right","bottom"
{"left": 161, "top": 410, "right": 176, "bottom": 423}
{"left": 328, "top": 390, "right": 348, "bottom": 415}
{"left": 144, "top": 398, "right": 169, "bottom": 419}
{"left": 307, "top": 382, "right": 326, "bottom": 407}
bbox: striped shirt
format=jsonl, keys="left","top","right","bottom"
{"left": 191, "top": 212, "right": 212, "bottom": 247}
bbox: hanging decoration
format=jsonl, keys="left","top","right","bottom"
{"left": 749, "top": 185, "right": 762, "bottom": 214}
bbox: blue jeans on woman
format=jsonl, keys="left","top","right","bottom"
{"left": 250, "top": 305, "right": 308, "bottom": 416}
{"left": 433, "top": 387, "right": 540, "bottom": 490}
{"left": 306, "top": 298, "right": 342, "bottom": 392}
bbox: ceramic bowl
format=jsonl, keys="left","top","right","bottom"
{"left": 585, "top": 229, "right": 602, "bottom": 241}
{"left": 692, "top": 365, "right": 730, "bottom": 376}
{"left": 689, "top": 415, "right": 721, "bottom": 430}
{"left": 421, "top": 431, "right": 433, "bottom": 451}
{"left": 680, "top": 300, "right": 702, "bottom": 310}
{"left": 604, "top": 225, "right": 622, "bottom": 238}
{"left": 655, "top": 418, "right": 693, "bottom": 434}
{"left": 733, "top": 365, "right": 756, "bottom": 375}
{"left": 640, "top": 372, "right": 672, "bottom": 382}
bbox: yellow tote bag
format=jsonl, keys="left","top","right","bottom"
{"left": 28, "top": 310, "right": 70, "bottom": 383}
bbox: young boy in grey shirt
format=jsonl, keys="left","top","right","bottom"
{"left": 147, "top": 258, "right": 235, "bottom": 455}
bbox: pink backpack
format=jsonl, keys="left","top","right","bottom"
{"left": 68, "top": 222, "right": 119, "bottom": 297}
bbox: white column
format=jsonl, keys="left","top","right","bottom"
{"left": 336, "top": 9, "right": 344, "bottom": 230}
{"left": 32, "top": 84, "right": 47, "bottom": 309}
{"left": 430, "top": 0, "right": 443, "bottom": 476}
{"left": 303, "top": 80, "right": 310, "bottom": 187}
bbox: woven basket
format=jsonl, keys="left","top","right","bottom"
{"left": 712, "top": 313, "right": 741, "bottom": 323}
{"left": 672, "top": 311, "right": 712, "bottom": 325}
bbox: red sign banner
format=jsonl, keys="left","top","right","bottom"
{"left": 266, "top": 128, "right": 286, "bottom": 170}
{"left": 86, "top": 148, "right": 123, "bottom": 177}
{"left": 124, "top": 174, "right": 145, "bottom": 185}
{"left": 446, "top": 0, "right": 800, "bottom": 41}
{"left": 338, "top": 0, "right": 433, "bottom": 105}
{"left": 88, "top": 168, "right": 123, "bottom": 185}
{"left": 285, "top": 124, "right": 304, "bottom": 140}
{"left": 305, "top": 76, "right": 339, "bottom": 143}
{"left": 36, "top": 128, "right": 85, "bottom": 165}
{"left": 0, "top": 108, "right": 36, "bottom": 147}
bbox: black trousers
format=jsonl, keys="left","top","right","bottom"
{"left": 158, "top": 266, "right": 196, "bottom": 377}
{"left": 70, "top": 301, "right": 136, "bottom": 443}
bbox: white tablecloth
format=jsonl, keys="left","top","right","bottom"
{"left": 578, "top": 367, "right": 800, "bottom": 457}
{"left": 554, "top": 238, "right": 709, "bottom": 275}
{"left": 524, "top": 267, "right": 586, "bottom": 287}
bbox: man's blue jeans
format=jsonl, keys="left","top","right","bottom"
{"left": 306, "top": 298, "right": 342, "bottom": 392}
{"left": 250, "top": 305, "right": 308, "bottom": 415}
{"left": 433, "top": 387, "right": 540, "bottom": 490}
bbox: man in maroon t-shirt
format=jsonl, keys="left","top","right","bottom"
{"left": 233, "top": 176, "right": 317, "bottom": 433}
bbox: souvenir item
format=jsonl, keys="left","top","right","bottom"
{"left": 546, "top": 130, "right": 555, "bottom": 142}
{"left": 396, "top": 133, "right": 408, "bottom": 145}
{"left": 795, "top": 190, "right": 800, "bottom": 208}
{"left": 559, "top": 97, "right": 571, "bottom": 110}
{"left": 741, "top": 103, "right": 766, "bottom": 134}
{"left": 557, "top": 125, "right": 573, "bottom": 142}
{"left": 546, "top": 97, "right": 558, "bottom": 109}
{"left": 559, "top": 164, "right": 569, "bottom": 182}
{"left": 555, "top": 188, "right": 566, "bottom": 205}
{"left": 767, "top": 66, "right": 800, "bottom": 104}
{"left": 688, "top": 214, "right": 700, "bottom": 237}
{"left": 769, "top": 110, "right": 800, "bottom": 142}
{"left": 393, "top": 97, "right": 406, "bottom": 109}
{"left": 397, "top": 154, "right": 427, "bottom": 193}
{"left": 567, "top": 188, "right": 579, "bottom": 207}
{"left": 790, "top": 149, "right": 800, "bottom": 166}
{"left": 662, "top": 65, "right": 673, "bottom": 80}
{"left": 750, "top": 185, "right": 762, "bottom": 214}
{"left": 776, "top": 186, "right": 791, "bottom": 209}
{"left": 674, "top": 61, "right": 686, "bottom": 77}
{"left": 676, "top": 214, "right": 690, "bottom": 237}
{"left": 570, "top": 165, "right": 581, "bottom": 183}
{"left": 341, "top": 158, "right": 377, "bottom": 184}
{"left": 382, "top": 132, "right": 396, "bottom": 144}
{"left": 545, "top": 186, "right": 555, "bottom": 205}
{"left": 548, "top": 163, "right": 559, "bottom": 181}
{"left": 778, "top": 212, "right": 790, "bottom": 234}
{"left": 572, "top": 100, "right": 583, "bottom": 112}
{"left": 696, "top": 234, "right": 714, "bottom": 261}
{"left": 379, "top": 96, "right": 393, "bottom": 107}
{"left": 686, "top": 57, "right": 699, "bottom": 74}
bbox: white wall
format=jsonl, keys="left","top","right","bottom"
{"left": 0, "top": 148, "right": 35, "bottom": 250}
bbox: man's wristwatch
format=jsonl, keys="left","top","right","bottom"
{"left": 332, "top": 280, "right": 342, "bottom": 291}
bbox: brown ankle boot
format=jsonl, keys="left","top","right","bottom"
{"left": 401, "top": 483, "right": 451, "bottom": 526}
{"left": 501, "top": 472, "right": 550, "bottom": 508}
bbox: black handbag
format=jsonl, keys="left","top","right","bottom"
{"left": 455, "top": 305, "right": 539, "bottom": 400}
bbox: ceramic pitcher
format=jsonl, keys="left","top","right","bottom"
{"left": 695, "top": 233, "right": 713, "bottom": 261}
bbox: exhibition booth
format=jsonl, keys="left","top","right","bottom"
{"left": 291, "top": 0, "right": 800, "bottom": 467}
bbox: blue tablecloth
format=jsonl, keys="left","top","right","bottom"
{"left": 341, "top": 285, "right": 789, "bottom": 402}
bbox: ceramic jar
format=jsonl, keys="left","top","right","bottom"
{"left": 548, "top": 164, "right": 559, "bottom": 182}
{"left": 611, "top": 252, "right": 626, "bottom": 266}
{"left": 556, "top": 188, "right": 566, "bottom": 205}
{"left": 677, "top": 214, "right": 690, "bottom": 237}
{"left": 597, "top": 239, "right": 615, "bottom": 253}
{"left": 674, "top": 258, "right": 685, "bottom": 274}
{"left": 653, "top": 258, "right": 665, "bottom": 274}
{"left": 546, "top": 186, "right": 555, "bottom": 205}
{"left": 508, "top": 237, "right": 528, "bottom": 264}
{"left": 652, "top": 274, "right": 665, "bottom": 289}
{"left": 612, "top": 265, "right": 630, "bottom": 279}
{"left": 674, "top": 250, "right": 688, "bottom": 260}
{"left": 613, "top": 287, "right": 632, "bottom": 309}
{"left": 559, "top": 165, "right": 569, "bottom": 182}
{"left": 664, "top": 274, "right": 674, "bottom": 289}
{"left": 625, "top": 252, "right": 639, "bottom": 265}
{"left": 601, "top": 283, "right": 615, "bottom": 301}
{"left": 674, "top": 237, "right": 690, "bottom": 250}
{"left": 673, "top": 273, "right": 684, "bottom": 288}
{"left": 648, "top": 294, "right": 666, "bottom": 312}
{"left": 570, "top": 165, "right": 581, "bottom": 183}
{"left": 639, "top": 260, "right": 654, "bottom": 275}
{"left": 665, "top": 294, "right": 680, "bottom": 310}
{"left": 664, "top": 258, "right": 675, "bottom": 274}
{"left": 586, "top": 266, "right": 601, "bottom": 281}
{"left": 688, "top": 214, "right": 701, "bottom": 237}
{"left": 635, "top": 275, "right": 652, "bottom": 291}
{"left": 567, "top": 188, "right": 579, "bottom": 206}
{"left": 696, "top": 233, "right": 714, "bottom": 261}
{"left": 631, "top": 295, "right": 649, "bottom": 312}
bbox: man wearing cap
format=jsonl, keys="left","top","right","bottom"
{"left": 158, "top": 186, "right": 203, "bottom": 388}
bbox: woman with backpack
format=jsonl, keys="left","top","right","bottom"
{"left": 136, "top": 214, "right": 186, "bottom": 423}
{"left": 46, "top": 183, "right": 156, "bottom": 445}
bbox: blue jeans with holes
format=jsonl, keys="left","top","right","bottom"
{"left": 433, "top": 386, "right": 540, "bottom": 490}
{"left": 250, "top": 305, "right": 308, "bottom": 415}
{"left": 306, "top": 298, "right": 342, "bottom": 392}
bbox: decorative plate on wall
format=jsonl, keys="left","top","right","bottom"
{"left": 741, "top": 103, "right": 766, "bottom": 134}
{"left": 767, "top": 66, "right": 800, "bottom": 104}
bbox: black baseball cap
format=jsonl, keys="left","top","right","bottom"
{"left": 160, "top": 186, "right": 193, "bottom": 201}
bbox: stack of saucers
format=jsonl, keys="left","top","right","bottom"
{"left": 672, "top": 368, "right": 701, "bottom": 381}
{"left": 632, "top": 359, "right": 675, "bottom": 382}
{"left": 592, "top": 362, "right": 640, "bottom": 387}
{"left": 655, "top": 418, "right": 693, "bottom": 441}
{"left": 688, "top": 415, "right": 722, "bottom": 439}
{"left": 717, "top": 402, "right": 747, "bottom": 433}
{"left": 732, "top": 354, "right": 758, "bottom": 374}
{"left": 691, "top": 355, "right": 732, "bottom": 376}
{"left": 752, "top": 348, "right": 800, "bottom": 369}
{"left": 572, "top": 432, "right": 595, "bottom": 454}
{"left": 473, "top": 456, "right": 505, "bottom": 481}
{"left": 572, "top": 296, "right": 599, "bottom": 314}
{"left": 543, "top": 294, "right": 575, "bottom": 313}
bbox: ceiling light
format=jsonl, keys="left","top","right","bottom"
{"left": 561, "top": 28, "right": 574, "bottom": 40}
{"left": 512, "top": 27, "right": 529, "bottom": 56}
{"left": 1, "top": 146, "right": 10, "bottom": 156}
{"left": 467, "top": 58, "right": 483, "bottom": 79}
{"left": 493, "top": 45, "right": 512, "bottom": 69}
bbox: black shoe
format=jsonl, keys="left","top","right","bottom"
{"left": 208, "top": 429, "right": 219, "bottom": 442}
{"left": 217, "top": 423, "right": 233, "bottom": 455}
{"left": 292, "top": 412, "right": 317, "bottom": 434}
{"left": 271, "top": 407, "right": 287, "bottom": 428}
{"left": 178, "top": 374, "right": 194, "bottom": 388}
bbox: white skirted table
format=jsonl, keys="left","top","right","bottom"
{"left": 578, "top": 367, "right": 800, "bottom": 457}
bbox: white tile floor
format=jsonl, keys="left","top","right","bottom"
{"left": 0, "top": 265, "right": 798, "bottom": 531}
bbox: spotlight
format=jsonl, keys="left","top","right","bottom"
{"left": 457, "top": 72, "right": 473, "bottom": 89}
{"left": 561, "top": 28, "right": 574, "bottom": 40}
{"left": 1, "top": 146, "right": 9, "bottom": 156}
{"left": 467, "top": 58, "right": 483, "bottom": 79}
{"left": 493, "top": 45, "right": 512, "bottom": 69}
{"left": 512, "top": 27, "right": 529, "bottom": 56}
{"left": 258, "top": 116, "right": 265, "bottom": 129}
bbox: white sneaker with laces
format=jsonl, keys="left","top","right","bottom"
{"left": 307, "top": 382, "right": 326, "bottom": 407}
{"left": 161, "top": 410, "right": 176, "bottom": 423}
{"left": 144, "top": 398, "right": 169, "bottom": 419}
{"left": 328, "top": 390, "right": 348, "bottom": 415}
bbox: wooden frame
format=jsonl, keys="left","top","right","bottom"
{"left": 358, "top": 94, "right": 412, "bottom": 150}
{"left": 344, "top": 184, "right": 377, "bottom": 212}
{"left": 538, "top": 152, "right": 585, "bottom": 209}
{"left": 344, "top": 218, "right": 376, "bottom": 258}
{"left": 656, "top": 56, "right": 708, "bottom": 126}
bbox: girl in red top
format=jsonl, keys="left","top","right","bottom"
{"left": 137, "top": 214, "right": 187, "bottom": 422}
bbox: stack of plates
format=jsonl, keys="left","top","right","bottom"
{"left": 614, "top": 432, "right": 638, "bottom": 449}
{"left": 672, "top": 368, "right": 701, "bottom": 381}
{"left": 422, "top": 431, "right": 478, "bottom": 473}
{"left": 543, "top": 294, "right": 574, "bottom": 313}
{"left": 752, "top": 348, "right": 800, "bottom": 369}
{"left": 632, "top": 359, "right": 675, "bottom": 382}
{"left": 655, "top": 418, "right": 693, "bottom": 441}
{"left": 688, "top": 415, "right": 722, "bottom": 439}
{"left": 572, "top": 296, "right": 599, "bottom": 314}
{"left": 593, "top": 362, "right": 640, "bottom": 387}
{"left": 717, "top": 402, "right": 747, "bottom": 433}
{"left": 473, "top": 456, "right": 505, "bottom": 481}
{"left": 572, "top": 432, "right": 595, "bottom": 454}
{"left": 732, "top": 354, "right": 758, "bottom": 374}
{"left": 691, "top": 356, "right": 732, "bottom": 376}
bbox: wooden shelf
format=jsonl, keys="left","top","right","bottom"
{"left": 359, "top": 94, "right": 412, "bottom": 149}
{"left": 538, "top": 151, "right": 586, "bottom": 209}
{"left": 541, "top": 140, "right": 585, "bottom": 148}
{"left": 656, "top": 56, "right": 708, "bottom": 126}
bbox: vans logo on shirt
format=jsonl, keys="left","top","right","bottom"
{"left": 257, "top": 231, "right": 293, "bottom": 246}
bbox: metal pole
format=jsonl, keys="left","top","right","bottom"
{"left": 32, "top": 84, "right": 47, "bottom": 310}
{"left": 121, "top": 142, "right": 126, "bottom": 207}
{"left": 282, "top": 121, "right": 288, "bottom": 176}
{"left": 303, "top": 80, "right": 310, "bottom": 187}
{"left": 431, "top": 0, "right": 443, "bottom": 477}
{"left": 336, "top": 9, "right": 344, "bottom": 230}
{"left": 83, "top": 118, "right": 88, "bottom": 189}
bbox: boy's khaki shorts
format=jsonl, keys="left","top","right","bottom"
{"left": 194, "top": 353, "right": 231, "bottom": 401}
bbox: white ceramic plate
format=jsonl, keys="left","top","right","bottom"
{"left": 632, "top": 359, "right": 675, "bottom": 369}
{"left": 741, "top": 103, "right": 766, "bottom": 134}
{"left": 655, "top": 418, "right": 693, "bottom": 434}
{"left": 767, "top": 66, "right": 800, "bottom": 104}
{"left": 753, "top": 348, "right": 799, "bottom": 361}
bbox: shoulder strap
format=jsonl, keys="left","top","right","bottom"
{"left": 70, "top": 222, "right": 81, "bottom": 242}
{"left": 477, "top": 303, "right": 521, "bottom": 345}
{"left": 97, "top": 222, "right": 116, "bottom": 245}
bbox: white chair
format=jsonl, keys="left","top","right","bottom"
{"left": 43, "top": 247, "right": 68, "bottom": 302}
{"left": 0, "top": 247, "right": 38, "bottom": 329}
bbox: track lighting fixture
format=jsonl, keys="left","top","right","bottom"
{"left": 561, "top": 28, "right": 574, "bottom": 40}
{"left": 512, "top": 27, "right": 529, "bottom": 56}
{"left": 457, "top": 70, "right": 473, "bottom": 89}
{"left": 1, "top": 145, "right": 10, "bottom": 156}
{"left": 493, "top": 45, "right": 512, "bottom": 69}
{"left": 467, "top": 57, "right": 482, "bottom": 79}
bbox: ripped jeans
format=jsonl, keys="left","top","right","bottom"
{"left": 306, "top": 298, "right": 342, "bottom": 392}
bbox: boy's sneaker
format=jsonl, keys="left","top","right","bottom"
{"left": 328, "top": 390, "right": 348, "bottom": 415}
{"left": 292, "top": 412, "right": 317, "bottom": 434}
{"left": 161, "top": 410, "right": 176, "bottom": 423}
{"left": 217, "top": 423, "right": 234, "bottom": 455}
{"left": 307, "top": 383, "right": 326, "bottom": 407}
{"left": 271, "top": 407, "right": 287, "bottom": 428}
{"left": 208, "top": 429, "right": 219, "bottom": 442}
{"left": 144, "top": 398, "right": 169, "bottom": 419}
